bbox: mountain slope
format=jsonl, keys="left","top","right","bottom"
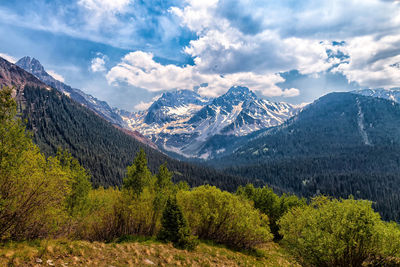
{"left": 0, "top": 56, "right": 257, "bottom": 190}
{"left": 123, "top": 86, "right": 298, "bottom": 159}
{"left": 215, "top": 92, "right": 400, "bottom": 221}
{"left": 353, "top": 88, "right": 400, "bottom": 103}
{"left": 16, "top": 56, "right": 127, "bottom": 128}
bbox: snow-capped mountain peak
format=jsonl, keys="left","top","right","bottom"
{"left": 122, "top": 86, "right": 300, "bottom": 159}
{"left": 144, "top": 89, "right": 209, "bottom": 124}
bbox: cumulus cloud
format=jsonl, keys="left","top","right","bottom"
{"left": 102, "top": 0, "right": 400, "bottom": 101}
{"left": 90, "top": 54, "right": 107, "bottom": 72}
{"left": 169, "top": 0, "right": 400, "bottom": 89}
{"left": 0, "top": 52, "right": 16, "bottom": 63}
{"left": 47, "top": 70, "right": 65, "bottom": 83}
{"left": 333, "top": 34, "right": 400, "bottom": 88}
{"left": 282, "top": 88, "right": 300, "bottom": 97}
{"left": 106, "top": 51, "right": 291, "bottom": 98}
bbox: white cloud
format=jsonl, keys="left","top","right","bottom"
{"left": 90, "top": 55, "right": 107, "bottom": 72}
{"left": 47, "top": 70, "right": 65, "bottom": 83}
{"left": 282, "top": 88, "right": 300, "bottom": 97}
{"left": 78, "top": 0, "right": 130, "bottom": 13}
{"left": 169, "top": 1, "right": 339, "bottom": 78}
{"left": 106, "top": 51, "right": 291, "bottom": 98}
{"left": 170, "top": 0, "right": 400, "bottom": 89}
{"left": 333, "top": 34, "right": 400, "bottom": 88}
{"left": 0, "top": 53, "right": 16, "bottom": 63}
{"left": 99, "top": 0, "right": 400, "bottom": 101}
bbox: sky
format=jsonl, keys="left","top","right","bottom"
{"left": 1, "top": 0, "right": 400, "bottom": 111}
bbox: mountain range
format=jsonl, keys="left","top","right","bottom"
{"left": 15, "top": 56, "right": 303, "bottom": 159}
{"left": 6, "top": 55, "right": 400, "bottom": 221}
{"left": 120, "top": 86, "right": 299, "bottom": 159}
{"left": 0, "top": 56, "right": 255, "bottom": 190}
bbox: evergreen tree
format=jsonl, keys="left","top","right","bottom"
{"left": 123, "top": 148, "right": 152, "bottom": 197}
{"left": 158, "top": 197, "right": 198, "bottom": 250}
{"left": 156, "top": 162, "right": 173, "bottom": 190}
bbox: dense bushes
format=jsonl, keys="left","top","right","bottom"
{"left": 236, "top": 184, "right": 305, "bottom": 240}
{"left": 0, "top": 87, "right": 71, "bottom": 240}
{"left": 177, "top": 185, "right": 273, "bottom": 249}
{"left": 279, "top": 196, "right": 400, "bottom": 266}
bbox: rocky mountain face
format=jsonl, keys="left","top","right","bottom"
{"left": 122, "top": 86, "right": 299, "bottom": 159}
{"left": 0, "top": 57, "right": 48, "bottom": 90}
{"left": 16, "top": 56, "right": 127, "bottom": 128}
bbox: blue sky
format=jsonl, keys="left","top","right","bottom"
{"left": 1, "top": 0, "right": 400, "bottom": 111}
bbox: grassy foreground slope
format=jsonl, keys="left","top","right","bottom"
{"left": 0, "top": 239, "right": 298, "bottom": 267}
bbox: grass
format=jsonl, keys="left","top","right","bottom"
{"left": 0, "top": 238, "right": 299, "bottom": 266}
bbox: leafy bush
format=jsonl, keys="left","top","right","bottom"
{"left": 0, "top": 87, "right": 71, "bottom": 240}
{"left": 278, "top": 196, "right": 400, "bottom": 266}
{"left": 177, "top": 185, "right": 273, "bottom": 249}
{"left": 74, "top": 187, "right": 128, "bottom": 242}
{"left": 236, "top": 184, "right": 305, "bottom": 240}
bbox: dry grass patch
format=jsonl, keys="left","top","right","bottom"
{"left": 0, "top": 239, "right": 299, "bottom": 266}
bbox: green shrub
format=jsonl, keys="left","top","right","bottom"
{"left": 74, "top": 187, "right": 122, "bottom": 241}
{"left": 236, "top": 184, "right": 306, "bottom": 240}
{"left": 177, "top": 185, "right": 273, "bottom": 249}
{"left": 0, "top": 88, "right": 71, "bottom": 240}
{"left": 278, "top": 196, "right": 400, "bottom": 266}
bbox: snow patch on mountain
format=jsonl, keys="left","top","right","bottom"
{"left": 356, "top": 98, "right": 371, "bottom": 146}
{"left": 121, "top": 86, "right": 300, "bottom": 159}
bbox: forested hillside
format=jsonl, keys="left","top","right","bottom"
{"left": 215, "top": 92, "right": 400, "bottom": 221}
{"left": 21, "top": 84, "right": 257, "bottom": 189}
{"left": 0, "top": 57, "right": 257, "bottom": 189}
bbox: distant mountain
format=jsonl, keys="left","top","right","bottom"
{"left": 16, "top": 56, "right": 127, "bottom": 128}
{"left": 0, "top": 56, "right": 50, "bottom": 90}
{"left": 0, "top": 56, "right": 257, "bottom": 190}
{"left": 353, "top": 88, "right": 400, "bottom": 103}
{"left": 215, "top": 92, "right": 400, "bottom": 221}
{"left": 122, "top": 86, "right": 299, "bottom": 159}
{"left": 144, "top": 89, "right": 209, "bottom": 124}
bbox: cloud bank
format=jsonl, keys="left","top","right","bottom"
{"left": 106, "top": 0, "right": 400, "bottom": 98}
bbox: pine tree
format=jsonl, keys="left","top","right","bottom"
{"left": 123, "top": 148, "right": 152, "bottom": 197}
{"left": 157, "top": 197, "right": 198, "bottom": 250}
{"left": 156, "top": 162, "right": 173, "bottom": 190}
